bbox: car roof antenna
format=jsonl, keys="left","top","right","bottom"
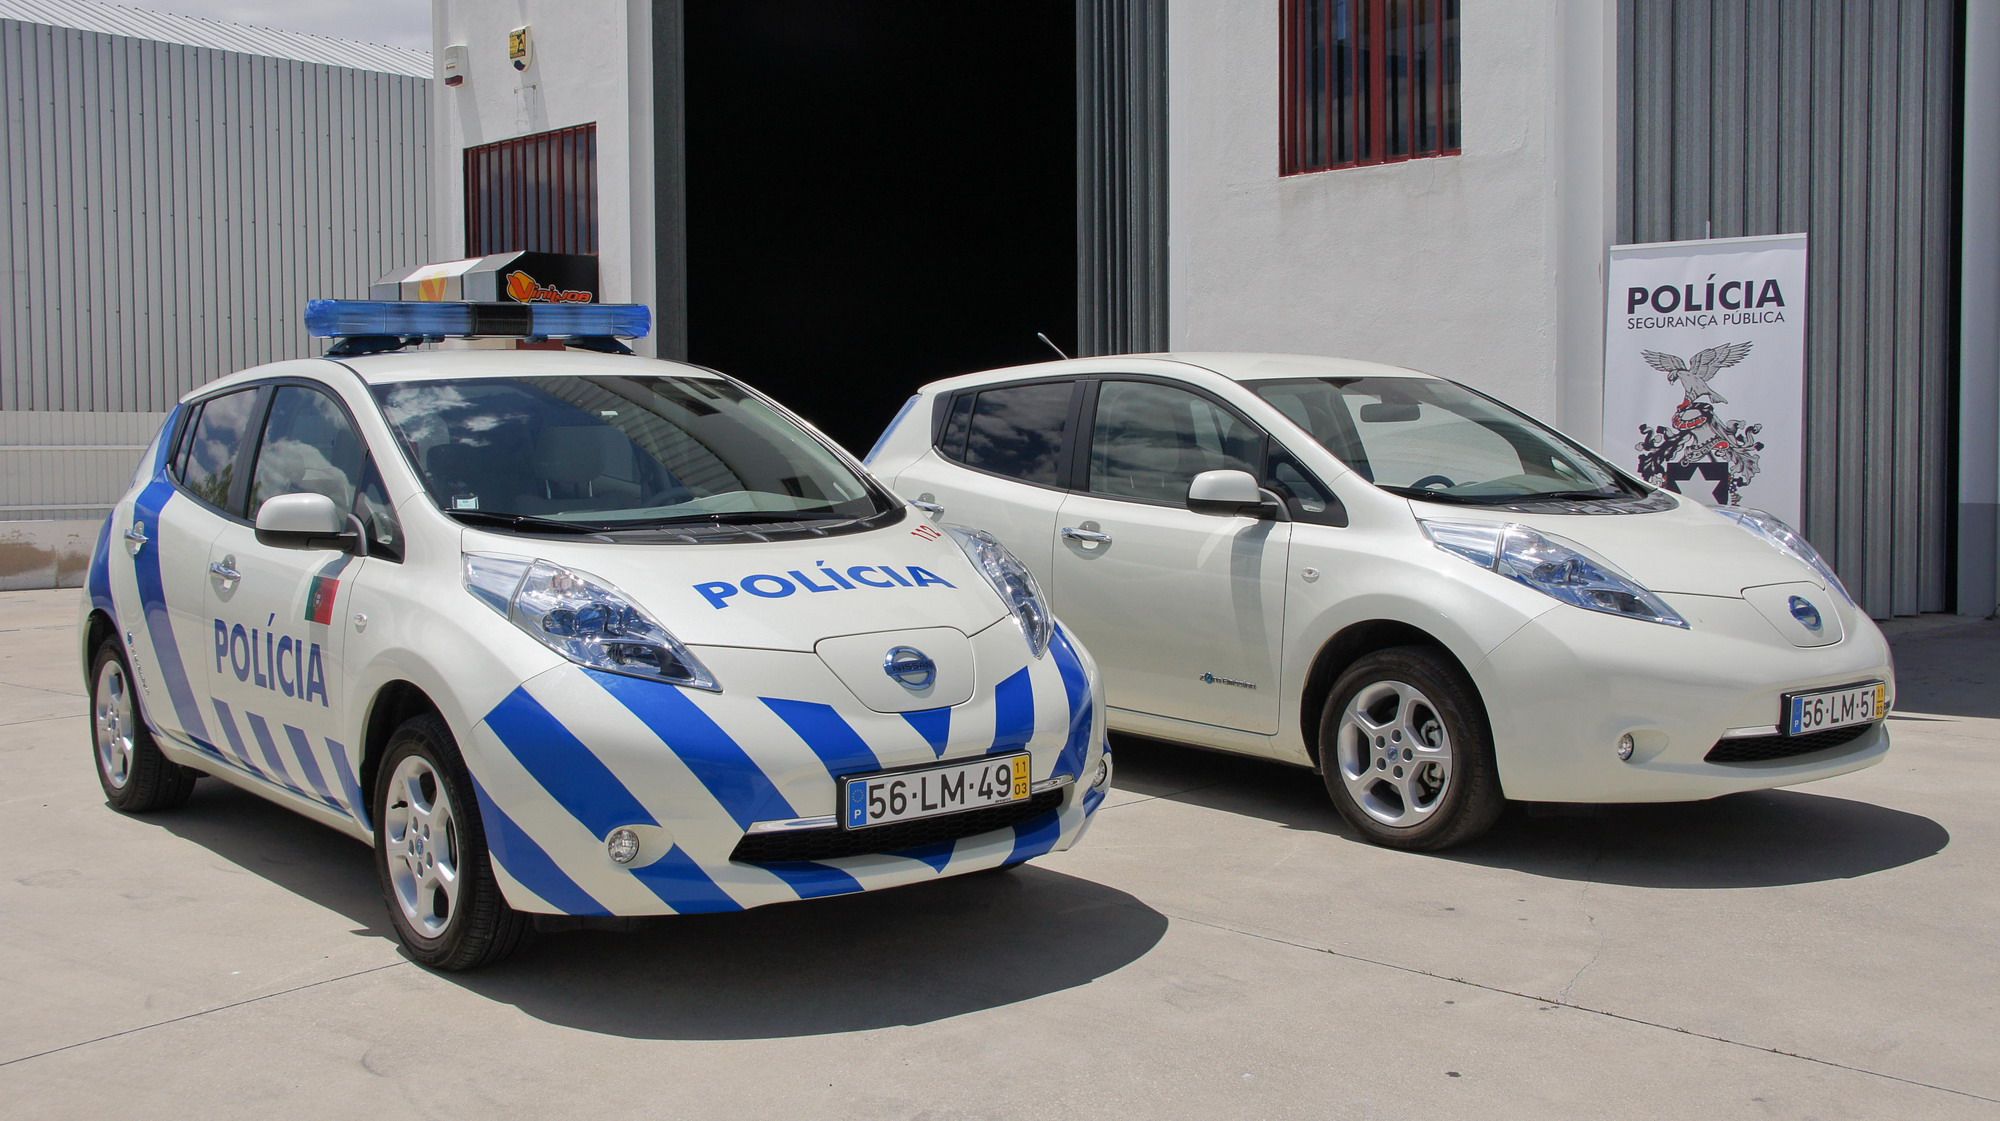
{"left": 1036, "top": 332, "right": 1070, "bottom": 361}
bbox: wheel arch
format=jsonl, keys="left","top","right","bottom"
{"left": 1299, "top": 619, "right": 1490, "bottom": 769}
{"left": 360, "top": 679, "right": 445, "bottom": 816}
{"left": 83, "top": 608, "right": 118, "bottom": 679}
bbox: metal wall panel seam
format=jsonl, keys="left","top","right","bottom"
{"left": 1709, "top": 0, "right": 1747, "bottom": 239}
{"left": 1917, "top": 0, "right": 1956, "bottom": 610}
{"left": 1860, "top": 0, "right": 1900, "bottom": 615}
{"left": 1890, "top": 0, "right": 1928, "bottom": 615}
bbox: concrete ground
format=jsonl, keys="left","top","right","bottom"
{"left": 1, "top": 587, "right": 1995, "bottom": 1120}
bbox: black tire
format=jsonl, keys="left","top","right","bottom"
{"left": 1316, "top": 646, "right": 1504, "bottom": 851}
{"left": 372, "top": 712, "right": 528, "bottom": 970}
{"left": 89, "top": 639, "right": 196, "bottom": 813}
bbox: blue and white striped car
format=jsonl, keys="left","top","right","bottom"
{"left": 80, "top": 299, "right": 1109, "bottom": 969}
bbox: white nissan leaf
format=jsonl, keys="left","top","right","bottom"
{"left": 866, "top": 353, "right": 1893, "bottom": 850}
{"left": 80, "top": 299, "right": 1108, "bottom": 969}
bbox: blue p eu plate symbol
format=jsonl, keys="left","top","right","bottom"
{"left": 846, "top": 780, "right": 869, "bottom": 828}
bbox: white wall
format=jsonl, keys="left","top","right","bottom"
{"left": 431, "top": 0, "right": 655, "bottom": 352}
{"left": 1167, "top": 0, "right": 1609, "bottom": 434}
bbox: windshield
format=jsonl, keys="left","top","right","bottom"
{"left": 373, "top": 374, "right": 891, "bottom": 530}
{"left": 1250, "top": 376, "right": 1643, "bottom": 504}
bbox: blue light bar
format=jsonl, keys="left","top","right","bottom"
{"left": 304, "top": 299, "right": 651, "bottom": 340}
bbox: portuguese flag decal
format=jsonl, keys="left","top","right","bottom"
{"left": 305, "top": 555, "right": 352, "bottom": 625}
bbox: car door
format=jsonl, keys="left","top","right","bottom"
{"left": 890, "top": 379, "right": 1081, "bottom": 577}
{"left": 202, "top": 382, "right": 375, "bottom": 810}
{"left": 1049, "top": 379, "right": 1292, "bottom": 735}
{"left": 121, "top": 388, "right": 264, "bottom": 752}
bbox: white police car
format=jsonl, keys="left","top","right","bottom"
{"left": 867, "top": 353, "right": 1893, "bottom": 850}
{"left": 81, "top": 299, "right": 1108, "bottom": 969}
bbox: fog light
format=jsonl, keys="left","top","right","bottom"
{"left": 1616, "top": 734, "right": 1636, "bottom": 762}
{"left": 606, "top": 827, "right": 642, "bottom": 865}
{"left": 1091, "top": 757, "right": 1113, "bottom": 790}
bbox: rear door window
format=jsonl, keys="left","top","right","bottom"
{"left": 944, "top": 381, "right": 1074, "bottom": 488}
{"left": 175, "top": 389, "right": 261, "bottom": 514}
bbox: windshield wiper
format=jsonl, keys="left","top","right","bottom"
{"left": 616, "top": 509, "right": 860, "bottom": 528}
{"left": 444, "top": 509, "right": 611, "bottom": 535}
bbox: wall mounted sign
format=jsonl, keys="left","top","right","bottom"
{"left": 1601, "top": 233, "right": 1809, "bottom": 524}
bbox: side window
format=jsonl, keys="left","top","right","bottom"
{"left": 946, "top": 381, "right": 1073, "bottom": 487}
{"left": 1267, "top": 449, "right": 1346, "bottom": 527}
{"left": 249, "top": 386, "right": 402, "bottom": 560}
{"left": 250, "top": 386, "right": 368, "bottom": 516}
{"left": 1088, "top": 381, "right": 1260, "bottom": 505}
{"left": 177, "top": 389, "right": 261, "bottom": 513}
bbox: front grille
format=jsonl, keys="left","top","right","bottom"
{"left": 730, "top": 790, "right": 1064, "bottom": 864}
{"left": 1704, "top": 722, "right": 1875, "bottom": 764}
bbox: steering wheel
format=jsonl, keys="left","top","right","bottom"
{"left": 1411, "top": 474, "right": 1457, "bottom": 491}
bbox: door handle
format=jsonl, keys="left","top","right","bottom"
{"left": 123, "top": 522, "right": 148, "bottom": 556}
{"left": 1061, "top": 526, "right": 1112, "bottom": 545}
{"left": 208, "top": 558, "right": 241, "bottom": 584}
{"left": 910, "top": 497, "right": 944, "bottom": 516}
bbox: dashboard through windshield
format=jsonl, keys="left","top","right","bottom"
{"left": 373, "top": 374, "right": 892, "bottom": 532}
{"left": 1250, "top": 376, "right": 1645, "bottom": 505}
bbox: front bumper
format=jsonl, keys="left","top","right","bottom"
{"left": 461, "top": 624, "right": 1109, "bottom": 916}
{"left": 1473, "top": 593, "right": 1893, "bottom": 803}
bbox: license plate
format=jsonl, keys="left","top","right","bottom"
{"left": 1785, "top": 681, "right": 1888, "bottom": 736}
{"left": 841, "top": 751, "right": 1031, "bottom": 830}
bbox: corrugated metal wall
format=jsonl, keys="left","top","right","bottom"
{"left": 1616, "top": 0, "right": 1961, "bottom": 618}
{"left": 0, "top": 16, "right": 430, "bottom": 518}
{"left": 1077, "top": 0, "right": 1168, "bottom": 356}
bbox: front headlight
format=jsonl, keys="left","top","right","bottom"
{"left": 463, "top": 554, "right": 719, "bottom": 690}
{"left": 1421, "top": 519, "right": 1688, "bottom": 629}
{"left": 1712, "top": 507, "right": 1852, "bottom": 604}
{"left": 947, "top": 527, "right": 1052, "bottom": 657}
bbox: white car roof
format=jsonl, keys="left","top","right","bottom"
{"left": 179, "top": 347, "right": 723, "bottom": 403}
{"left": 916, "top": 352, "right": 1443, "bottom": 395}
{"left": 335, "top": 347, "right": 725, "bottom": 386}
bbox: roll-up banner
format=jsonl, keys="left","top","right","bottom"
{"left": 1601, "top": 233, "right": 1808, "bottom": 524}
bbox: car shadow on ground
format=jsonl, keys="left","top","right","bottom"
{"left": 1108, "top": 735, "right": 1950, "bottom": 890}
{"left": 154, "top": 779, "right": 1169, "bottom": 1040}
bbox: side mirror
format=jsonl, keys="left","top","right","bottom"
{"left": 1187, "top": 469, "right": 1281, "bottom": 519}
{"left": 255, "top": 492, "right": 361, "bottom": 553}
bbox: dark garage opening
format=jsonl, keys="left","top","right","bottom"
{"left": 682, "top": 0, "right": 1078, "bottom": 454}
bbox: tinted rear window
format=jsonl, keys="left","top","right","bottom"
{"left": 946, "top": 381, "right": 1072, "bottom": 487}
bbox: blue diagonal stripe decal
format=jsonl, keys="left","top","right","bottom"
{"left": 279, "top": 721, "right": 343, "bottom": 813}
{"left": 208, "top": 699, "right": 272, "bottom": 782}
{"left": 628, "top": 846, "right": 743, "bottom": 913}
{"left": 1083, "top": 787, "right": 1107, "bottom": 815}
{"left": 893, "top": 839, "right": 956, "bottom": 873}
{"left": 241, "top": 710, "right": 305, "bottom": 796}
{"left": 484, "top": 686, "right": 657, "bottom": 837}
{"left": 471, "top": 776, "right": 608, "bottom": 916}
{"left": 1049, "top": 626, "right": 1094, "bottom": 777}
{"left": 757, "top": 861, "right": 863, "bottom": 900}
{"left": 587, "top": 669, "right": 796, "bottom": 831}
{"left": 901, "top": 707, "right": 952, "bottom": 758}
{"left": 132, "top": 479, "right": 209, "bottom": 743}
{"left": 990, "top": 666, "right": 1035, "bottom": 754}
{"left": 761, "top": 698, "right": 882, "bottom": 779}
{"left": 324, "top": 737, "right": 370, "bottom": 829}
{"left": 1008, "top": 810, "right": 1063, "bottom": 865}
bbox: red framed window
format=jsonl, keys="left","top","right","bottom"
{"left": 464, "top": 123, "right": 599, "bottom": 255}
{"left": 1280, "top": 0, "right": 1460, "bottom": 175}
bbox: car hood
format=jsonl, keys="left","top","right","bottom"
{"left": 455, "top": 521, "right": 1008, "bottom": 651}
{"left": 1407, "top": 495, "right": 1821, "bottom": 598}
